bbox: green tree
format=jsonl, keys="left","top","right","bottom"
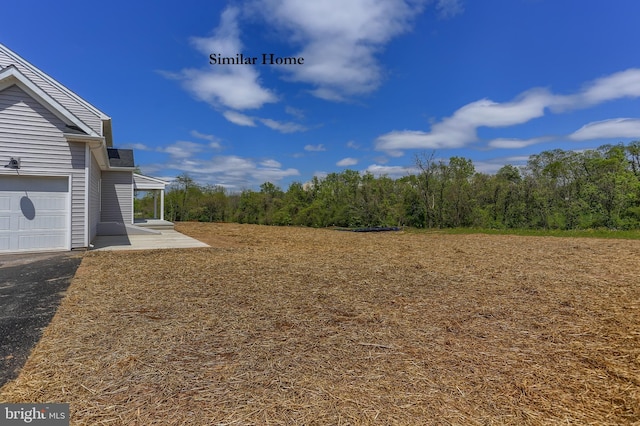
{"left": 274, "top": 181, "right": 311, "bottom": 226}
{"left": 443, "top": 157, "right": 475, "bottom": 227}
{"left": 235, "top": 190, "right": 262, "bottom": 224}
{"left": 259, "top": 182, "right": 284, "bottom": 225}
{"left": 493, "top": 165, "right": 525, "bottom": 228}
{"left": 201, "top": 185, "right": 228, "bottom": 222}
{"left": 158, "top": 142, "right": 640, "bottom": 232}
{"left": 165, "top": 174, "right": 202, "bottom": 222}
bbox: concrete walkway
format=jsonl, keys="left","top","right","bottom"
{"left": 91, "top": 230, "right": 209, "bottom": 251}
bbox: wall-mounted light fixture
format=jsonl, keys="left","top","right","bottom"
{"left": 4, "top": 157, "right": 20, "bottom": 169}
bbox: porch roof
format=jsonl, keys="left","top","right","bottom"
{"left": 134, "top": 173, "right": 167, "bottom": 190}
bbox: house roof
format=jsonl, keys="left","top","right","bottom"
{"left": 0, "top": 44, "right": 141, "bottom": 173}
{"left": 0, "top": 65, "right": 99, "bottom": 137}
{"left": 0, "top": 43, "right": 112, "bottom": 146}
{"left": 107, "top": 148, "right": 135, "bottom": 168}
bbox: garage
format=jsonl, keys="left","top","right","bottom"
{"left": 0, "top": 176, "right": 70, "bottom": 253}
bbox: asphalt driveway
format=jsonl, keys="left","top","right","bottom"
{"left": 0, "top": 252, "right": 82, "bottom": 387}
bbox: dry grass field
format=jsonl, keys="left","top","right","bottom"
{"left": 1, "top": 223, "right": 639, "bottom": 425}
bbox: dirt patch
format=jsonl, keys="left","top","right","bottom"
{"left": 1, "top": 223, "right": 638, "bottom": 425}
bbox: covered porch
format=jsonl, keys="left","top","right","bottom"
{"left": 133, "top": 173, "right": 173, "bottom": 229}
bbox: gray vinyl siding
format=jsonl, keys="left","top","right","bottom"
{"left": 88, "top": 153, "right": 101, "bottom": 242}
{"left": 0, "top": 48, "right": 103, "bottom": 135}
{"left": 101, "top": 171, "right": 133, "bottom": 224}
{"left": 69, "top": 141, "right": 86, "bottom": 248}
{"left": 0, "top": 85, "right": 70, "bottom": 168}
{"left": 0, "top": 84, "right": 87, "bottom": 249}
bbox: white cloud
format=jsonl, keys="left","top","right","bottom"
{"left": 313, "top": 171, "right": 328, "bottom": 179}
{"left": 190, "top": 130, "right": 222, "bottom": 149}
{"left": 252, "top": 167, "right": 300, "bottom": 184}
{"left": 250, "top": 0, "right": 428, "bottom": 101}
{"left": 285, "top": 106, "right": 305, "bottom": 120}
{"left": 304, "top": 144, "right": 326, "bottom": 151}
{"left": 190, "top": 7, "right": 243, "bottom": 54}
{"left": 164, "top": 62, "right": 277, "bottom": 110}
{"left": 553, "top": 69, "right": 640, "bottom": 111}
{"left": 582, "top": 69, "right": 640, "bottom": 104}
{"left": 223, "top": 110, "right": 257, "bottom": 127}
{"left": 336, "top": 157, "right": 358, "bottom": 167}
{"left": 170, "top": 0, "right": 466, "bottom": 113}
{"left": 473, "top": 156, "right": 529, "bottom": 174}
{"left": 168, "top": 6, "right": 277, "bottom": 111}
{"left": 258, "top": 118, "right": 308, "bottom": 133}
{"left": 152, "top": 141, "right": 300, "bottom": 188}
{"left": 375, "top": 89, "right": 552, "bottom": 154}
{"left": 569, "top": 118, "right": 640, "bottom": 141}
{"left": 160, "top": 141, "right": 207, "bottom": 159}
{"left": 309, "top": 87, "right": 349, "bottom": 102}
{"left": 488, "top": 136, "right": 552, "bottom": 149}
{"left": 149, "top": 130, "right": 300, "bottom": 190}
{"left": 375, "top": 128, "right": 468, "bottom": 153}
{"left": 122, "top": 143, "right": 152, "bottom": 151}
{"left": 456, "top": 90, "right": 551, "bottom": 128}
{"left": 376, "top": 69, "right": 640, "bottom": 155}
{"left": 260, "top": 159, "right": 282, "bottom": 168}
{"left": 346, "top": 140, "right": 360, "bottom": 149}
{"left": 364, "top": 164, "right": 416, "bottom": 178}
{"left": 222, "top": 111, "right": 306, "bottom": 133}
{"left": 162, "top": 155, "right": 299, "bottom": 189}
{"left": 177, "top": 64, "right": 277, "bottom": 111}
{"left": 436, "top": 0, "right": 464, "bottom": 19}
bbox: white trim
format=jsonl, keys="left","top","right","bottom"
{"left": 131, "top": 173, "right": 135, "bottom": 225}
{"left": 153, "top": 191, "right": 157, "bottom": 219}
{"left": 64, "top": 133, "right": 105, "bottom": 143}
{"left": 160, "top": 189, "right": 165, "bottom": 221}
{"left": 109, "top": 166, "right": 137, "bottom": 171}
{"left": 84, "top": 144, "right": 90, "bottom": 247}
{"left": 0, "top": 168, "right": 76, "bottom": 177}
{"left": 66, "top": 174, "right": 72, "bottom": 250}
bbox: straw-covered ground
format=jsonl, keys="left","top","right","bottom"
{"left": 1, "top": 223, "right": 639, "bottom": 425}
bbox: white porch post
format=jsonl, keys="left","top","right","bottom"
{"left": 153, "top": 191, "right": 158, "bottom": 219}
{"left": 160, "top": 189, "right": 165, "bottom": 221}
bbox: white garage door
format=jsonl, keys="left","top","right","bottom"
{"left": 0, "top": 176, "right": 70, "bottom": 253}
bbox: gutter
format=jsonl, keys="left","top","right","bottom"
{"left": 65, "top": 133, "right": 110, "bottom": 170}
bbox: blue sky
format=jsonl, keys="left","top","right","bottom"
{"left": 4, "top": 0, "right": 640, "bottom": 190}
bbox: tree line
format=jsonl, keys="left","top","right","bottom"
{"left": 136, "top": 142, "right": 640, "bottom": 230}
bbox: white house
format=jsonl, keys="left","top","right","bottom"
{"left": 0, "top": 43, "right": 167, "bottom": 253}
